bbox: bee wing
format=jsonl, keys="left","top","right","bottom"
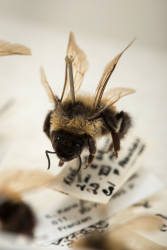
{"left": 0, "top": 40, "right": 31, "bottom": 55}
{"left": 103, "top": 87, "right": 135, "bottom": 104}
{"left": 40, "top": 67, "right": 59, "bottom": 106}
{"left": 93, "top": 40, "right": 135, "bottom": 110}
{"left": 0, "top": 169, "right": 54, "bottom": 194}
{"left": 60, "top": 32, "right": 88, "bottom": 101}
{"left": 89, "top": 88, "right": 135, "bottom": 119}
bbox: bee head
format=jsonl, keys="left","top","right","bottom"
{"left": 51, "top": 130, "right": 85, "bottom": 162}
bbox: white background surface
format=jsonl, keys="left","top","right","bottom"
{"left": 0, "top": 0, "right": 167, "bottom": 182}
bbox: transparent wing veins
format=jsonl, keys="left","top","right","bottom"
{"left": 40, "top": 67, "right": 59, "bottom": 105}
{"left": 93, "top": 39, "right": 135, "bottom": 110}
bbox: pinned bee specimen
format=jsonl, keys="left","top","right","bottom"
{"left": 41, "top": 32, "right": 135, "bottom": 172}
{"left": 0, "top": 169, "right": 54, "bottom": 237}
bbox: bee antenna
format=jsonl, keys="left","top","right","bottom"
{"left": 45, "top": 150, "right": 56, "bottom": 170}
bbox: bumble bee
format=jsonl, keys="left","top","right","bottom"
{"left": 0, "top": 169, "right": 53, "bottom": 237}
{"left": 41, "top": 32, "right": 135, "bottom": 172}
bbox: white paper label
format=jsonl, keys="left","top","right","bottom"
{"left": 33, "top": 170, "right": 163, "bottom": 247}
{"left": 51, "top": 135, "right": 145, "bottom": 203}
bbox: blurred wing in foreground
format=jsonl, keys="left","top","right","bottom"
{"left": 0, "top": 40, "right": 31, "bottom": 56}
{"left": 0, "top": 169, "right": 54, "bottom": 194}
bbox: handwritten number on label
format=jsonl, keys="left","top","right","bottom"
{"left": 86, "top": 183, "right": 100, "bottom": 195}
{"left": 102, "top": 181, "right": 115, "bottom": 196}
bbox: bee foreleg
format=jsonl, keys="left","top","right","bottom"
{"left": 101, "top": 113, "right": 120, "bottom": 157}
{"left": 85, "top": 135, "right": 96, "bottom": 169}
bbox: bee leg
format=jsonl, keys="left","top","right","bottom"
{"left": 76, "top": 156, "right": 82, "bottom": 182}
{"left": 43, "top": 111, "right": 52, "bottom": 138}
{"left": 105, "top": 111, "right": 131, "bottom": 153}
{"left": 101, "top": 113, "right": 120, "bottom": 157}
{"left": 85, "top": 135, "right": 96, "bottom": 169}
{"left": 76, "top": 155, "right": 82, "bottom": 182}
{"left": 116, "top": 111, "right": 131, "bottom": 139}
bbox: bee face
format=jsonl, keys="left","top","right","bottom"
{"left": 51, "top": 130, "right": 85, "bottom": 161}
